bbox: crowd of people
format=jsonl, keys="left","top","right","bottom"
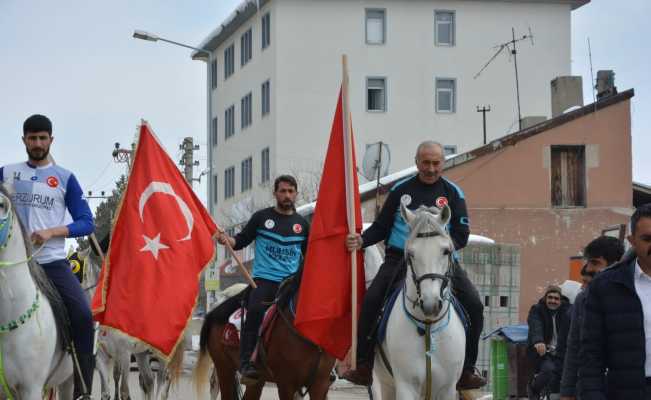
{"left": 526, "top": 205, "right": 651, "bottom": 400}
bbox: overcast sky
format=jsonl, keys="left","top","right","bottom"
{"left": 1, "top": 0, "right": 649, "bottom": 216}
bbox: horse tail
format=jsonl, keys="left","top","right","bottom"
{"left": 166, "top": 345, "right": 184, "bottom": 388}
{"left": 193, "top": 314, "right": 215, "bottom": 396}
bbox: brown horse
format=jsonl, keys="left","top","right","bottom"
{"left": 193, "top": 285, "right": 336, "bottom": 400}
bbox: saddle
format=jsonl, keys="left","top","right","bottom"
{"left": 28, "top": 261, "right": 73, "bottom": 351}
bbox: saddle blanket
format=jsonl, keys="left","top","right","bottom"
{"left": 377, "top": 288, "right": 470, "bottom": 345}
{"left": 222, "top": 305, "right": 278, "bottom": 349}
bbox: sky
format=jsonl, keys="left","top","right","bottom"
{"left": 1, "top": 0, "right": 649, "bottom": 219}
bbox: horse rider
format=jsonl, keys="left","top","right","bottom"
{"left": 560, "top": 236, "right": 624, "bottom": 400}
{"left": 0, "top": 114, "right": 96, "bottom": 400}
{"left": 526, "top": 284, "right": 571, "bottom": 399}
{"left": 216, "top": 175, "right": 310, "bottom": 385}
{"left": 342, "top": 140, "right": 487, "bottom": 389}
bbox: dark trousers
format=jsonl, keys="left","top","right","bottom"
{"left": 531, "top": 354, "right": 562, "bottom": 394}
{"left": 240, "top": 278, "right": 279, "bottom": 365}
{"left": 450, "top": 262, "right": 484, "bottom": 370}
{"left": 41, "top": 259, "right": 94, "bottom": 354}
{"left": 356, "top": 250, "right": 484, "bottom": 371}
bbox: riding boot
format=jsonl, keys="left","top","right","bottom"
{"left": 239, "top": 330, "right": 260, "bottom": 385}
{"left": 73, "top": 352, "right": 95, "bottom": 400}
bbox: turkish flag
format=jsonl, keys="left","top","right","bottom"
{"left": 92, "top": 122, "right": 217, "bottom": 360}
{"left": 294, "top": 89, "right": 365, "bottom": 360}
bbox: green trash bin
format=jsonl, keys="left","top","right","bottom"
{"left": 491, "top": 337, "right": 509, "bottom": 400}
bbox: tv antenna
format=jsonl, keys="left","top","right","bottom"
{"left": 474, "top": 27, "right": 534, "bottom": 132}
{"left": 361, "top": 141, "right": 390, "bottom": 217}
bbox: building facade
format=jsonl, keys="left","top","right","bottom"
{"left": 196, "top": 0, "right": 587, "bottom": 222}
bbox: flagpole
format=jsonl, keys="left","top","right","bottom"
{"left": 214, "top": 232, "right": 258, "bottom": 289}
{"left": 342, "top": 54, "right": 358, "bottom": 370}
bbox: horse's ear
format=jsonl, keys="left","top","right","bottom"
{"left": 400, "top": 202, "right": 416, "bottom": 225}
{"left": 440, "top": 205, "right": 452, "bottom": 226}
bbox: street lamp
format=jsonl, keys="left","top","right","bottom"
{"left": 132, "top": 29, "right": 214, "bottom": 213}
{"left": 133, "top": 29, "right": 214, "bottom": 313}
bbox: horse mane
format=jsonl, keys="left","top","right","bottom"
{"left": 0, "top": 184, "right": 71, "bottom": 347}
{"left": 406, "top": 205, "right": 450, "bottom": 243}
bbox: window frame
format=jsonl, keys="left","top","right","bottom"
{"left": 261, "top": 80, "right": 271, "bottom": 117}
{"left": 241, "top": 92, "right": 253, "bottom": 129}
{"left": 212, "top": 174, "right": 218, "bottom": 203}
{"left": 211, "top": 116, "right": 218, "bottom": 147}
{"left": 241, "top": 157, "right": 253, "bottom": 192}
{"left": 224, "top": 44, "right": 235, "bottom": 80}
{"left": 210, "top": 59, "right": 218, "bottom": 89}
{"left": 261, "top": 147, "right": 270, "bottom": 183}
{"left": 224, "top": 166, "right": 235, "bottom": 199}
{"left": 225, "top": 105, "right": 235, "bottom": 140}
{"left": 550, "top": 145, "right": 586, "bottom": 208}
{"left": 435, "top": 78, "right": 456, "bottom": 113}
{"left": 240, "top": 28, "right": 253, "bottom": 67}
{"left": 261, "top": 12, "right": 271, "bottom": 50}
{"left": 365, "top": 8, "right": 386, "bottom": 45}
{"left": 434, "top": 10, "right": 456, "bottom": 47}
{"left": 366, "top": 76, "right": 387, "bottom": 112}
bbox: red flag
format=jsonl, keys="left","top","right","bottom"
{"left": 92, "top": 123, "right": 217, "bottom": 360}
{"left": 294, "top": 89, "right": 365, "bottom": 360}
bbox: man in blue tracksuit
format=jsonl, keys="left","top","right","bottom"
{"left": 342, "top": 141, "right": 486, "bottom": 389}
{"left": 216, "top": 175, "right": 309, "bottom": 385}
{"left": 0, "top": 114, "right": 95, "bottom": 399}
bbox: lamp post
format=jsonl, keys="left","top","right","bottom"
{"left": 133, "top": 29, "right": 213, "bottom": 313}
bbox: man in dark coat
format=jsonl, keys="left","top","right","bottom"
{"left": 527, "top": 285, "right": 571, "bottom": 398}
{"left": 560, "top": 236, "right": 624, "bottom": 400}
{"left": 580, "top": 204, "right": 651, "bottom": 400}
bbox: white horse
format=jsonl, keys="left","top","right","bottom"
{"left": 374, "top": 204, "right": 465, "bottom": 400}
{"left": 0, "top": 186, "right": 74, "bottom": 399}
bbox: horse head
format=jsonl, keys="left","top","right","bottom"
{"left": 401, "top": 203, "right": 454, "bottom": 319}
{"left": 0, "top": 185, "right": 30, "bottom": 266}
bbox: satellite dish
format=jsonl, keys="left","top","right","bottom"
{"left": 361, "top": 142, "right": 390, "bottom": 182}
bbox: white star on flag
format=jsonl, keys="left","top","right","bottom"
{"left": 140, "top": 233, "right": 169, "bottom": 260}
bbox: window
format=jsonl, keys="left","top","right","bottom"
{"left": 210, "top": 59, "right": 218, "bottom": 89}
{"left": 211, "top": 116, "right": 218, "bottom": 147}
{"left": 366, "top": 9, "right": 385, "bottom": 44}
{"left": 212, "top": 174, "right": 218, "bottom": 204}
{"left": 241, "top": 92, "right": 252, "bottom": 129}
{"left": 261, "top": 147, "right": 270, "bottom": 183}
{"left": 241, "top": 157, "right": 253, "bottom": 192}
{"left": 240, "top": 29, "right": 252, "bottom": 66}
{"left": 261, "top": 12, "right": 271, "bottom": 49}
{"left": 224, "top": 166, "right": 235, "bottom": 199}
{"left": 224, "top": 44, "right": 234, "bottom": 79}
{"left": 551, "top": 145, "right": 586, "bottom": 207}
{"left": 225, "top": 227, "right": 236, "bottom": 258}
{"left": 261, "top": 80, "right": 271, "bottom": 116}
{"left": 224, "top": 105, "right": 235, "bottom": 139}
{"left": 367, "top": 77, "right": 386, "bottom": 112}
{"left": 443, "top": 145, "right": 457, "bottom": 156}
{"left": 484, "top": 296, "right": 490, "bottom": 307}
{"left": 436, "top": 78, "right": 456, "bottom": 113}
{"left": 499, "top": 296, "right": 509, "bottom": 307}
{"left": 435, "top": 11, "right": 455, "bottom": 46}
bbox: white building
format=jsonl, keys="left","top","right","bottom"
{"left": 194, "top": 0, "right": 588, "bottom": 290}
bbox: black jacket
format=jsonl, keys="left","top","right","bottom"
{"left": 579, "top": 253, "right": 647, "bottom": 400}
{"left": 527, "top": 296, "right": 571, "bottom": 366}
{"left": 560, "top": 289, "right": 587, "bottom": 397}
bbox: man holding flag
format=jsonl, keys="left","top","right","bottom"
{"left": 216, "top": 175, "right": 310, "bottom": 384}
{"left": 342, "top": 141, "right": 487, "bottom": 390}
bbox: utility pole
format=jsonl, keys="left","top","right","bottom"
{"left": 179, "top": 137, "right": 200, "bottom": 185}
{"left": 477, "top": 105, "right": 491, "bottom": 144}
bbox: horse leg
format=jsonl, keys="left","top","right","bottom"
{"left": 243, "top": 381, "right": 264, "bottom": 400}
{"left": 113, "top": 360, "right": 121, "bottom": 400}
{"left": 118, "top": 352, "right": 131, "bottom": 400}
{"left": 275, "top": 384, "right": 297, "bottom": 400}
{"left": 95, "top": 348, "right": 112, "bottom": 400}
{"left": 135, "top": 352, "right": 154, "bottom": 400}
{"left": 209, "top": 367, "right": 220, "bottom": 400}
{"left": 213, "top": 362, "right": 238, "bottom": 400}
{"left": 307, "top": 378, "right": 331, "bottom": 400}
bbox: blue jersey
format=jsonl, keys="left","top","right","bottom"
{"left": 233, "top": 207, "right": 309, "bottom": 282}
{"left": 362, "top": 174, "right": 469, "bottom": 252}
{"left": 0, "top": 162, "right": 94, "bottom": 264}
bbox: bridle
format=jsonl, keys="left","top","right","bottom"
{"left": 404, "top": 229, "right": 454, "bottom": 323}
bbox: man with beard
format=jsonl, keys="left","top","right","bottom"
{"left": 527, "top": 285, "right": 571, "bottom": 399}
{"left": 342, "top": 141, "right": 486, "bottom": 389}
{"left": 215, "top": 175, "right": 309, "bottom": 384}
{"left": 580, "top": 204, "right": 651, "bottom": 399}
{"left": 0, "top": 114, "right": 95, "bottom": 399}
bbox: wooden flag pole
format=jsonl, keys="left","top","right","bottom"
{"left": 342, "top": 54, "right": 358, "bottom": 370}
{"left": 214, "top": 230, "right": 257, "bottom": 289}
